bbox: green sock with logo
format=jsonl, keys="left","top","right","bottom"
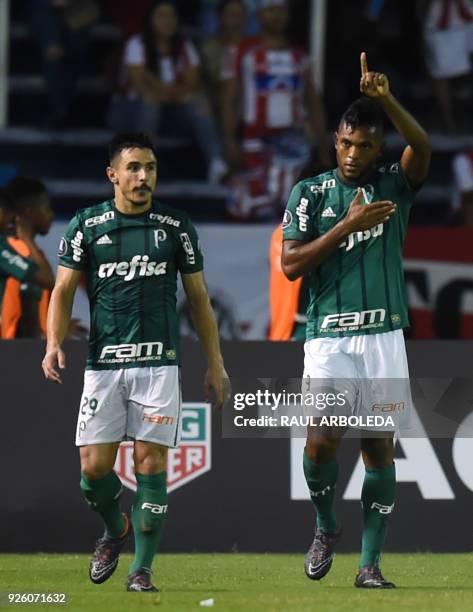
{"left": 130, "top": 472, "right": 168, "bottom": 575}
{"left": 80, "top": 471, "right": 126, "bottom": 538}
{"left": 303, "top": 450, "right": 338, "bottom": 533}
{"left": 360, "top": 464, "right": 396, "bottom": 568}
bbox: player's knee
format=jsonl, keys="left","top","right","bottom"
{"left": 133, "top": 444, "right": 167, "bottom": 474}
{"left": 80, "top": 461, "right": 114, "bottom": 480}
{"left": 305, "top": 438, "right": 338, "bottom": 463}
{"left": 134, "top": 454, "right": 166, "bottom": 474}
{"left": 361, "top": 437, "right": 394, "bottom": 468}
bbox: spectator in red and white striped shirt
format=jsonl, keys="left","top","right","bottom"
{"left": 221, "top": 0, "right": 330, "bottom": 220}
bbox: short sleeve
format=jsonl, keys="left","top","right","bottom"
{"left": 0, "top": 240, "right": 37, "bottom": 282}
{"left": 124, "top": 35, "right": 146, "bottom": 66}
{"left": 176, "top": 217, "right": 204, "bottom": 274}
{"left": 282, "top": 182, "right": 317, "bottom": 242}
{"left": 58, "top": 214, "right": 87, "bottom": 270}
{"left": 387, "top": 162, "right": 418, "bottom": 196}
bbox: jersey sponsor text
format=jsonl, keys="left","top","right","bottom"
{"left": 97, "top": 255, "right": 167, "bottom": 281}
{"left": 99, "top": 341, "right": 164, "bottom": 364}
{"left": 320, "top": 309, "right": 386, "bottom": 333}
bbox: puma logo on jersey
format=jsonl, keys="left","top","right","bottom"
{"left": 321, "top": 206, "right": 336, "bottom": 218}
{"left": 340, "top": 224, "right": 383, "bottom": 252}
{"left": 97, "top": 255, "right": 167, "bottom": 281}
{"left": 97, "top": 234, "right": 112, "bottom": 245}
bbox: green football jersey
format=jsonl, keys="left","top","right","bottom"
{"left": 0, "top": 235, "right": 37, "bottom": 301}
{"left": 58, "top": 199, "right": 203, "bottom": 370}
{"left": 283, "top": 163, "right": 417, "bottom": 339}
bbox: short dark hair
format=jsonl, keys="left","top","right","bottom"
{"left": 4, "top": 177, "right": 47, "bottom": 210}
{"left": 108, "top": 132, "right": 157, "bottom": 163}
{"left": 339, "top": 98, "right": 384, "bottom": 134}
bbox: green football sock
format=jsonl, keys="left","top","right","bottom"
{"left": 303, "top": 450, "right": 338, "bottom": 533}
{"left": 130, "top": 472, "right": 168, "bottom": 574}
{"left": 360, "top": 463, "right": 396, "bottom": 568}
{"left": 80, "top": 471, "right": 126, "bottom": 538}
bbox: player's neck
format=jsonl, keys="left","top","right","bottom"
{"left": 113, "top": 196, "right": 152, "bottom": 216}
{"left": 336, "top": 166, "right": 374, "bottom": 187}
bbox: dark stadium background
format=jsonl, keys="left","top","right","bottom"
{"left": 1, "top": 0, "right": 473, "bottom": 560}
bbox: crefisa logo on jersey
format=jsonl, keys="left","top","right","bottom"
{"left": 114, "top": 403, "right": 211, "bottom": 493}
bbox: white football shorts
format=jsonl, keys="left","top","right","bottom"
{"left": 303, "top": 329, "right": 412, "bottom": 432}
{"left": 75, "top": 366, "right": 182, "bottom": 448}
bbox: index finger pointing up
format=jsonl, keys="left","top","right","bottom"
{"left": 360, "top": 51, "right": 368, "bottom": 76}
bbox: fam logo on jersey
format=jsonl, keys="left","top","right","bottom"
{"left": 309, "top": 179, "right": 336, "bottom": 194}
{"left": 114, "top": 403, "right": 211, "bottom": 493}
{"left": 85, "top": 211, "right": 114, "bottom": 228}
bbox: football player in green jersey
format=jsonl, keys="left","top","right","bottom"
{"left": 42, "top": 132, "right": 229, "bottom": 593}
{"left": 0, "top": 189, "right": 54, "bottom": 301}
{"left": 282, "top": 53, "right": 431, "bottom": 588}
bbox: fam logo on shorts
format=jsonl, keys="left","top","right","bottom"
{"left": 114, "top": 403, "right": 211, "bottom": 493}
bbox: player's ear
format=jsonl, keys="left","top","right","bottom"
{"left": 106, "top": 165, "right": 118, "bottom": 184}
{"left": 333, "top": 131, "right": 339, "bottom": 147}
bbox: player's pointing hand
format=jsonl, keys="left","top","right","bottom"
{"left": 360, "top": 51, "right": 389, "bottom": 98}
{"left": 42, "top": 345, "right": 66, "bottom": 384}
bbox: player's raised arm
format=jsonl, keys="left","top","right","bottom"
{"left": 359, "top": 51, "right": 431, "bottom": 189}
{"left": 181, "top": 271, "right": 230, "bottom": 410}
{"left": 42, "top": 266, "right": 82, "bottom": 383}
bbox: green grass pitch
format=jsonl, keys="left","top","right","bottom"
{"left": 1, "top": 554, "right": 472, "bottom": 611}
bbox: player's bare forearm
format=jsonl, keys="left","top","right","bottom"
{"left": 47, "top": 285, "right": 74, "bottom": 349}
{"left": 379, "top": 94, "right": 431, "bottom": 187}
{"left": 46, "top": 266, "right": 81, "bottom": 349}
{"left": 282, "top": 223, "right": 350, "bottom": 280}
{"left": 379, "top": 93, "right": 430, "bottom": 155}
{"left": 188, "top": 293, "right": 224, "bottom": 368}
{"left": 359, "top": 51, "right": 431, "bottom": 187}
{"left": 43, "top": 272, "right": 79, "bottom": 383}
{"left": 182, "top": 271, "right": 229, "bottom": 409}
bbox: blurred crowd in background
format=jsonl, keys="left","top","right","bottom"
{"left": 3, "top": 0, "right": 472, "bottom": 223}
{"left": 1, "top": 0, "right": 473, "bottom": 340}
